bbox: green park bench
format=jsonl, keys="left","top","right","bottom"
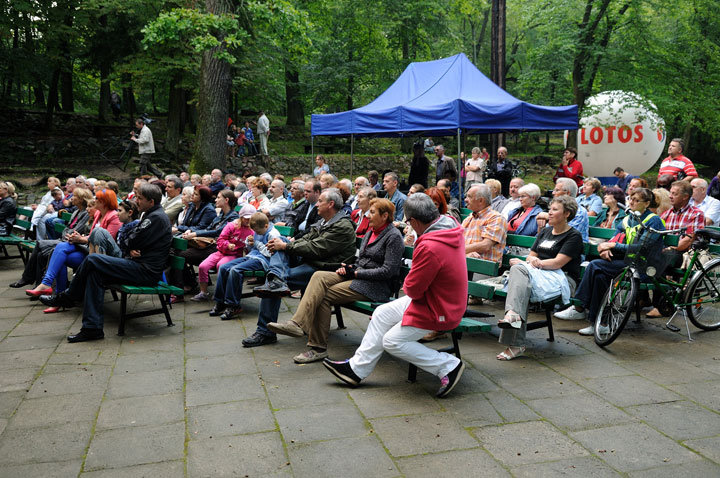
{"left": 108, "top": 236, "right": 185, "bottom": 336}
{"left": 0, "top": 206, "right": 33, "bottom": 263}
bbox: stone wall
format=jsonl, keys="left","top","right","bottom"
{"left": 262, "top": 155, "right": 416, "bottom": 180}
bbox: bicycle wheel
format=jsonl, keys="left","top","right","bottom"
{"left": 594, "top": 270, "right": 637, "bottom": 346}
{"left": 685, "top": 259, "right": 720, "bottom": 330}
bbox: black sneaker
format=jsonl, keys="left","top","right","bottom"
{"left": 436, "top": 361, "right": 465, "bottom": 398}
{"left": 323, "top": 358, "right": 361, "bottom": 387}
{"left": 242, "top": 332, "right": 277, "bottom": 348}
{"left": 253, "top": 276, "right": 291, "bottom": 298}
{"left": 220, "top": 307, "right": 242, "bottom": 321}
{"left": 208, "top": 303, "right": 226, "bottom": 317}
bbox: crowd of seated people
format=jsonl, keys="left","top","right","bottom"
{"left": 3, "top": 138, "right": 717, "bottom": 397}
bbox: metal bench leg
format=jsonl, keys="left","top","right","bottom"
{"left": 407, "top": 363, "right": 418, "bottom": 383}
{"left": 334, "top": 305, "right": 346, "bottom": 329}
{"left": 545, "top": 307, "right": 555, "bottom": 342}
{"left": 118, "top": 292, "right": 128, "bottom": 336}
{"left": 110, "top": 289, "right": 119, "bottom": 302}
{"left": 159, "top": 294, "right": 174, "bottom": 327}
{"left": 451, "top": 331, "right": 462, "bottom": 359}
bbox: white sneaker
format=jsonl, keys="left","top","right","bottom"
{"left": 554, "top": 307, "right": 586, "bottom": 320}
{"left": 579, "top": 325, "right": 609, "bottom": 336}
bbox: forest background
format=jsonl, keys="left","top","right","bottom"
{"left": 1, "top": 0, "right": 718, "bottom": 187}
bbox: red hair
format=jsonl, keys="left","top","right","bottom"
{"left": 95, "top": 189, "right": 118, "bottom": 211}
{"left": 425, "top": 187, "right": 448, "bottom": 215}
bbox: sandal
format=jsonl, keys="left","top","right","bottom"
{"left": 497, "top": 311, "right": 522, "bottom": 329}
{"left": 646, "top": 308, "right": 663, "bottom": 318}
{"left": 496, "top": 346, "right": 526, "bottom": 361}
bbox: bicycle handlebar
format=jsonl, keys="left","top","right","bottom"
{"left": 616, "top": 203, "right": 688, "bottom": 237}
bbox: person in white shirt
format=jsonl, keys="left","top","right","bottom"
{"left": 262, "top": 179, "right": 289, "bottom": 223}
{"left": 500, "top": 177, "right": 525, "bottom": 219}
{"left": 464, "top": 147, "right": 486, "bottom": 191}
{"left": 130, "top": 118, "right": 162, "bottom": 177}
{"left": 690, "top": 177, "right": 720, "bottom": 225}
{"left": 257, "top": 111, "right": 270, "bottom": 156}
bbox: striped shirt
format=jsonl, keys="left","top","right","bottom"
{"left": 658, "top": 155, "right": 697, "bottom": 180}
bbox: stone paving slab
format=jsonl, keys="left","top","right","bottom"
{"left": 1, "top": 256, "right": 720, "bottom": 476}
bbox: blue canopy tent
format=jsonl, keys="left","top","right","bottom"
{"left": 311, "top": 52, "right": 578, "bottom": 181}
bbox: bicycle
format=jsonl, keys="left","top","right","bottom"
{"left": 594, "top": 219, "right": 720, "bottom": 346}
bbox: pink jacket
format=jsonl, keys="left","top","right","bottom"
{"left": 90, "top": 210, "right": 121, "bottom": 240}
{"left": 401, "top": 216, "right": 468, "bottom": 331}
{"left": 216, "top": 221, "right": 253, "bottom": 256}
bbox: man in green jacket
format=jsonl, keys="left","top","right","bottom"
{"left": 242, "top": 188, "right": 357, "bottom": 347}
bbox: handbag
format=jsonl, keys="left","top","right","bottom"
{"left": 188, "top": 237, "right": 216, "bottom": 249}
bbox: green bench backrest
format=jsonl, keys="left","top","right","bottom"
{"left": 460, "top": 208, "right": 472, "bottom": 216}
{"left": 275, "top": 225, "right": 295, "bottom": 237}
{"left": 589, "top": 226, "right": 616, "bottom": 240}
{"left": 467, "top": 257, "right": 499, "bottom": 276}
{"left": 172, "top": 236, "right": 188, "bottom": 251}
{"left": 15, "top": 207, "right": 33, "bottom": 231}
{"left": 588, "top": 216, "right": 598, "bottom": 226}
{"left": 505, "top": 234, "right": 536, "bottom": 248}
{"left": 168, "top": 255, "right": 185, "bottom": 270}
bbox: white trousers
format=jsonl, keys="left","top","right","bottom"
{"left": 259, "top": 133, "right": 269, "bottom": 155}
{"left": 349, "top": 295, "right": 460, "bottom": 380}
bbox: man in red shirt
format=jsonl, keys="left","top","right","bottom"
{"left": 553, "top": 147, "right": 584, "bottom": 187}
{"left": 658, "top": 138, "right": 698, "bottom": 181}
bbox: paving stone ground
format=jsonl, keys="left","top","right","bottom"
{"left": 1, "top": 255, "right": 719, "bottom": 477}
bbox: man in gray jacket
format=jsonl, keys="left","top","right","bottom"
{"left": 267, "top": 198, "right": 404, "bottom": 363}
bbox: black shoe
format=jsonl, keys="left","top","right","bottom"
{"left": 436, "top": 361, "right": 465, "bottom": 398}
{"left": 242, "top": 332, "right": 277, "bottom": 348}
{"left": 253, "top": 277, "right": 291, "bottom": 298}
{"left": 323, "top": 358, "right": 361, "bottom": 387}
{"left": 67, "top": 328, "right": 104, "bottom": 343}
{"left": 208, "top": 303, "right": 226, "bottom": 317}
{"left": 39, "top": 292, "right": 75, "bottom": 309}
{"left": 220, "top": 307, "right": 242, "bottom": 321}
{"left": 9, "top": 279, "right": 32, "bottom": 288}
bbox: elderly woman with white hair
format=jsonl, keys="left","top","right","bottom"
{"left": 506, "top": 183, "right": 543, "bottom": 236}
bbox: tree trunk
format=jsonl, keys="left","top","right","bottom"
{"left": 122, "top": 73, "right": 136, "bottom": 122}
{"left": 44, "top": 68, "right": 60, "bottom": 130}
{"left": 4, "top": 23, "right": 19, "bottom": 102}
{"left": 284, "top": 66, "right": 304, "bottom": 126}
{"left": 59, "top": 8, "right": 74, "bottom": 112}
{"left": 166, "top": 74, "right": 187, "bottom": 158}
{"left": 490, "top": 0, "right": 506, "bottom": 152}
{"left": 186, "top": 89, "right": 197, "bottom": 134}
{"left": 191, "top": 0, "right": 233, "bottom": 172}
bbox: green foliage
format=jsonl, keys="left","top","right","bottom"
{"left": 142, "top": 8, "right": 248, "bottom": 64}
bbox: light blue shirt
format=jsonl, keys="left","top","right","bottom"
{"left": 569, "top": 205, "right": 589, "bottom": 242}
{"left": 577, "top": 194, "right": 603, "bottom": 216}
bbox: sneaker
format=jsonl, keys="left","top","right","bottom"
{"left": 253, "top": 276, "right": 291, "bottom": 298}
{"left": 554, "top": 307, "right": 586, "bottom": 320}
{"left": 268, "top": 321, "right": 304, "bottom": 337}
{"left": 242, "top": 332, "right": 277, "bottom": 348}
{"left": 323, "top": 358, "right": 361, "bottom": 386}
{"left": 294, "top": 349, "right": 329, "bottom": 363}
{"left": 220, "top": 307, "right": 243, "bottom": 321}
{"left": 578, "top": 325, "right": 610, "bottom": 336}
{"left": 208, "top": 303, "right": 226, "bottom": 317}
{"left": 436, "top": 361, "right": 466, "bottom": 398}
{"left": 191, "top": 291, "right": 212, "bottom": 302}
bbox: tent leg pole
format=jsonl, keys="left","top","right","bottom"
{"left": 457, "top": 128, "right": 462, "bottom": 205}
{"left": 350, "top": 134, "right": 354, "bottom": 179}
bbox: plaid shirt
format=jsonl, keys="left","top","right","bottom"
{"left": 462, "top": 206, "right": 507, "bottom": 263}
{"left": 661, "top": 203, "right": 704, "bottom": 236}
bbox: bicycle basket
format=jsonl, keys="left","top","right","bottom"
{"left": 623, "top": 233, "right": 673, "bottom": 277}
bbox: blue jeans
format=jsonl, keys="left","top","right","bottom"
{"left": 574, "top": 259, "right": 626, "bottom": 322}
{"left": 65, "top": 254, "right": 159, "bottom": 330}
{"left": 255, "top": 263, "right": 317, "bottom": 337}
{"left": 213, "top": 256, "right": 264, "bottom": 307}
{"left": 44, "top": 217, "right": 66, "bottom": 240}
{"left": 42, "top": 241, "right": 87, "bottom": 291}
